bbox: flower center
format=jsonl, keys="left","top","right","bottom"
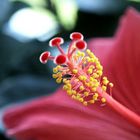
{"left": 40, "top": 32, "right": 113, "bottom": 106}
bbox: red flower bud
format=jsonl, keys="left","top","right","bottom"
{"left": 54, "top": 54, "right": 67, "bottom": 65}
{"left": 75, "top": 40, "right": 87, "bottom": 50}
{"left": 70, "top": 32, "right": 83, "bottom": 40}
{"left": 39, "top": 51, "right": 50, "bottom": 64}
{"left": 49, "top": 37, "right": 64, "bottom": 47}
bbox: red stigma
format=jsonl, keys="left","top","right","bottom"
{"left": 75, "top": 40, "right": 87, "bottom": 50}
{"left": 49, "top": 37, "right": 64, "bottom": 47}
{"left": 70, "top": 32, "right": 83, "bottom": 40}
{"left": 54, "top": 54, "right": 67, "bottom": 65}
{"left": 39, "top": 51, "right": 50, "bottom": 64}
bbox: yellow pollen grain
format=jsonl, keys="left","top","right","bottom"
{"left": 101, "top": 98, "right": 106, "bottom": 103}
{"left": 67, "top": 83, "right": 71, "bottom": 88}
{"left": 79, "top": 98, "right": 84, "bottom": 102}
{"left": 56, "top": 78, "right": 62, "bottom": 84}
{"left": 72, "top": 95, "right": 76, "bottom": 99}
{"left": 72, "top": 69, "right": 78, "bottom": 74}
{"left": 52, "top": 74, "right": 58, "bottom": 78}
{"left": 87, "top": 68, "right": 93, "bottom": 74}
{"left": 92, "top": 87, "right": 97, "bottom": 92}
{"left": 53, "top": 68, "right": 58, "bottom": 73}
{"left": 84, "top": 91, "right": 89, "bottom": 96}
{"left": 109, "top": 83, "right": 114, "bottom": 87}
{"left": 63, "top": 85, "right": 68, "bottom": 90}
{"left": 103, "top": 79, "right": 109, "bottom": 85}
{"left": 72, "top": 90, "right": 76, "bottom": 95}
{"left": 79, "top": 76, "right": 84, "bottom": 81}
{"left": 79, "top": 86, "right": 84, "bottom": 91}
{"left": 67, "top": 90, "right": 72, "bottom": 95}
{"left": 89, "top": 100, "right": 95, "bottom": 104}
{"left": 86, "top": 49, "right": 91, "bottom": 54}
{"left": 90, "top": 77, "right": 94, "bottom": 82}
{"left": 102, "top": 86, "right": 107, "bottom": 91}
{"left": 83, "top": 101, "right": 88, "bottom": 106}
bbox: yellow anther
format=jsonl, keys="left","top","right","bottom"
{"left": 86, "top": 57, "right": 91, "bottom": 62}
{"left": 83, "top": 101, "right": 88, "bottom": 106}
{"left": 67, "top": 83, "right": 71, "bottom": 88}
{"left": 63, "top": 85, "right": 68, "bottom": 90}
{"left": 103, "top": 77, "right": 107, "bottom": 80}
{"left": 81, "top": 52, "right": 85, "bottom": 57}
{"left": 72, "top": 95, "right": 76, "bottom": 99}
{"left": 93, "top": 79, "right": 98, "bottom": 83}
{"left": 72, "top": 90, "right": 76, "bottom": 95}
{"left": 72, "top": 69, "right": 78, "bottom": 74}
{"left": 79, "top": 98, "right": 84, "bottom": 102}
{"left": 89, "top": 100, "right": 95, "bottom": 104}
{"left": 89, "top": 65, "right": 95, "bottom": 69}
{"left": 56, "top": 65, "right": 61, "bottom": 69}
{"left": 53, "top": 68, "right": 58, "bottom": 73}
{"left": 97, "top": 70, "right": 103, "bottom": 76}
{"left": 109, "top": 83, "right": 114, "bottom": 87}
{"left": 94, "top": 82, "right": 99, "bottom": 87}
{"left": 76, "top": 94, "right": 81, "bottom": 99}
{"left": 91, "top": 87, "right": 97, "bottom": 92}
{"left": 90, "top": 77, "right": 94, "bottom": 82}
{"left": 97, "top": 65, "right": 103, "bottom": 70}
{"left": 79, "top": 86, "right": 84, "bottom": 91}
{"left": 84, "top": 91, "right": 89, "bottom": 96}
{"left": 103, "top": 79, "right": 109, "bottom": 85}
{"left": 79, "top": 76, "right": 84, "bottom": 81}
{"left": 85, "top": 82, "right": 90, "bottom": 87}
{"left": 63, "top": 78, "right": 67, "bottom": 83}
{"left": 92, "top": 73, "right": 99, "bottom": 78}
{"left": 101, "top": 98, "right": 106, "bottom": 103}
{"left": 87, "top": 68, "right": 93, "bottom": 74}
{"left": 89, "top": 82, "right": 94, "bottom": 87}
{"left": 82, "top": 76, "right": 87, "bottom": 81}
{"left": 94, "top": 93, "right": 99, "bottom": 97}
{"left": 67, "top": 90, "right": 72, "bottom": 95}
{"left": 56, "top": 78, "right": 62, "bottom": 84}
{"left": 93, "top": 93, "right": 98, "bottom": 100}
{"left": 102, "top": 85, "right": 107, "bottom": 91}
{"left": 52, "top": 74, "right": 58, "bottom": 78}
{"left": 90, "top": 58, "right": 95, "bottom": 62}
{"left": 86, "top": 49, "right": 91, "bottom": 54}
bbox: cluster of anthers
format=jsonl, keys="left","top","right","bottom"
{"left": 40, "top": 32, "right": 113, "bottom": 106}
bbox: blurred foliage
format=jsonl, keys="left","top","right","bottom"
{"left": 10, "top": 0, "right": 47, "bottom": 7}
{"left": 129, "top": 0, "right": 140, "bottom": 2}
{"left": 51, "top": 0, "right": 78, "bottom": 30}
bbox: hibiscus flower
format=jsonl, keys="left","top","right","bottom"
{"left": 2, "top": 8, "right": 140, "bottom": 140}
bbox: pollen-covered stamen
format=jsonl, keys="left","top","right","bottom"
{"left": 52, "top": 46, "right": 113, "bottom": 106}
{"left": 49, "top": 37, "right": 65, "bottom": 54}
{"left": 39, "top": 51, "right": 52, "bottom": 64}
{"left": 40, "top": 32, "right": 140, "bottom": 129}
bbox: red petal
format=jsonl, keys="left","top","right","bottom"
{"left": 88, "top": 8, "right": 140, "bottom": 115}
{"left": 3, "top": 89, "right": 140, "bottom": 140}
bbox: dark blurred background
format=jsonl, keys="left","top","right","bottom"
{"left": 0, "top": 0, "right": 140, "bottom": 139}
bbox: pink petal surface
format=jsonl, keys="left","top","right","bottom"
{"left": 3, "top": 8, "right": 140, "bottom": 140}
{"left": 89, "top": 8, "right": 140, "bottom": 114}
